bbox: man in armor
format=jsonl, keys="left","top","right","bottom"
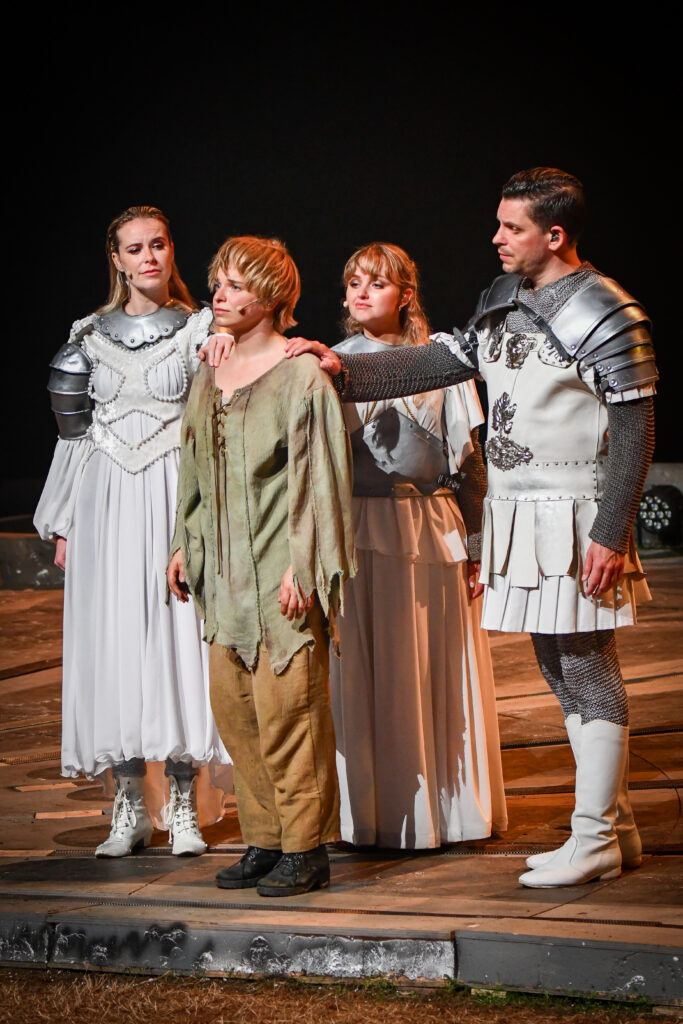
{"left": 285, "top": 167, "right": 657, "bottom": 888}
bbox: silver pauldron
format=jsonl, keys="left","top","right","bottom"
{"left": 472, "top": 273, "right": 657, "bottom": 396}
{"left": 48, "top": 342, "right": 94, "bottom": 440}
{"left": 578, "top": 323, "right": 657, "bottom": 394}
{"left": 95, "top": 305, "right": 189, "bottom": 349}
{"left": 549, "top": 276, "right": 657, "bottom": 395}
{"left": 350, "top": 408, "right": 449, "bottom": 496}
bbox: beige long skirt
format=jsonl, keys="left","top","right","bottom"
{"left": 330, "top": 494, "right": 507, "bottom": 849}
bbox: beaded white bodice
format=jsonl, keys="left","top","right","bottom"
{"left": 76, "top": 307, "right": 212, "bottom": 473}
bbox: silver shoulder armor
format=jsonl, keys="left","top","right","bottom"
{"left": 48, "top": 341, "right": 94, "bottom": 439}
{"left": 333, "top": 333, "right": 388, "bottom": 355}
{"left": 553, "top": 276, "right": 658, "bottom": 395}
{"left": 95, "top": 305, "right": 190, "bottom": 349}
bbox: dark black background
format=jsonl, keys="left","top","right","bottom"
{"left": 4, "top": 20, "right": 674, "bottom": 511}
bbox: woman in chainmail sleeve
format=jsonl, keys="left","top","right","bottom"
{"left": 328, "top": 243, "right": 507, "bottom": 849}
{"left": 34, "top": 206, "right": 232, "bottom": 858}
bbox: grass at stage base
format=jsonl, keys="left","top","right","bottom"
{"left": 0, "top": 968, "right": 671, "bottom": 1024}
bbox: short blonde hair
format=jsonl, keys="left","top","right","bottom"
{"left": 343, "top": 242, "right": 430, "bottom": 347}
{"left": 208, "top": 236, "right": 300, "bottom": 333}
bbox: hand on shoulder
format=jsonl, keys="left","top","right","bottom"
{"left": 284, "top": 337, "right": 342, "bottom": 376}
{"left": 197, "top": 332, "right": 235, "bottom": 367}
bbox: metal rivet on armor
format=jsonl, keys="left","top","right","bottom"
{"left": 597, "top": 364, "right": 603, "bottom": 371}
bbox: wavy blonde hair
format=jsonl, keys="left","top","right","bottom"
{"left": 208, "top": 236, "right": 300, "bottom": 333}
{"left": 342, "top": 242, "right": 431, "bottom": 346}
{"left": 98, "top": 205, "right": 196, "bottom": 314}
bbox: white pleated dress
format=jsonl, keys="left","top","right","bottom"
{"left": 35, "top": 307, "right": 231, "bottom": 824}
{"left": 330, "top": 342, "right": 507, "bottom": 849}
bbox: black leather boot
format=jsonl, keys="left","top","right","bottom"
{"left": 256, "top": 844, "right": 330, "bottom": 897}
{"left": 215, "top": 846, "right": 282, "bottom": 889}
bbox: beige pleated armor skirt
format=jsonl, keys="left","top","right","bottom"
{"left": 479, "top": 495, "right": 650, "bottom": 634}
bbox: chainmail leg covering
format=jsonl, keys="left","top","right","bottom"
{"left": 336, "top": 342, "right": 475, "bottom": 403}
{"left": 456, "top": 428, "right": 487, "bottom": 561}
{"left": 590, "top": 397, "right": 655, "bottom": 553}
{"left": 531, "top": 634, "right": 580, "bottom": 719}
{"left": 543, "top": 630, "right": 628, "bottom": 726}
{"left": 113, "top": 757, "right": 146, "bottom": 778}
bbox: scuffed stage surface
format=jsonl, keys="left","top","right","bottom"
{"left": 0, "top": 560, "right": 681, "bottom": 1004}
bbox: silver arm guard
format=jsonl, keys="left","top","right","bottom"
{"left": 48, "top": 342, "right": 94, "bottom": 439}
{"left": 552, "top": 277, "right": 658, "bottom": 396}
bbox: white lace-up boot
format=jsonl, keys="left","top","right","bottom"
{"left": 167, "top": 775, "right": 207, "bottom": 856}
{"left": 525, "top": 716, "right": 642, "bottom": 871}
{"left": 519, "top": 719, "right": 627, "bottom": 887}
{"left": 95, "top": 775, "right": 153, "bottom": 857}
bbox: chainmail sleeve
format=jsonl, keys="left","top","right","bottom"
{"left": 589, "top": 397, "right": 655, "bottom": 553}
{"left": 333, "top": 340, "right": 475, "bottom": 403}
{"left": 454, "top": 429, "right": 487, "bottom": 561}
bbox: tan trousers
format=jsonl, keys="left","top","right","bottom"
{"left": 209, "top": 608, "right": 340, "bottom": 853}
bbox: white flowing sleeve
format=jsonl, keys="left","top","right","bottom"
{"left": 33, "top": 437, "right": 93, "bottom": 540}
{"left": 186, "top": 307, "right": 213, "bottom": 375}
{"left": 443, "top": 378, "right": 485, "bottom": 473}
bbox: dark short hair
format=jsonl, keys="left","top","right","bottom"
{"left": 502, "top": 167, "right": 586, "bottom": 244}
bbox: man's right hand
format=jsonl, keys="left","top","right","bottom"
{"left": 167, "top": 549, "right": 189, "bottom": 602}
{"left": 284, "top": 338, "right": 342, "bottom": 376}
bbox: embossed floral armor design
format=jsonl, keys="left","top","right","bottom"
{"left": 486, "top": 391, "right": 534, "bottom": 471}
{"left": 481, "top": 324, "right": 504, "bottom": 363}
{"left": 505, "top": 332, "right": 534, "bottom": 369}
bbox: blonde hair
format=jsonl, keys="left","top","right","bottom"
{"left": 342, "top": 242, "right": 431, "bottom": 346}
{"left": 98, "top": 205, "right": 197, "bottom": 314}
{"left": 208, "top": 236, "right": 300, "bottom": 333}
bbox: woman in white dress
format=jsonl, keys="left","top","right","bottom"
{"left": 34, "top": 206, "right": 231, "bottom": 857}
{"left": 330, "top": 242, "right": 507, "bottom": 848}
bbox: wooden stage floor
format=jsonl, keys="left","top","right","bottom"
{"left": 0, "top": 559, "right": 681, "bottom": 1004}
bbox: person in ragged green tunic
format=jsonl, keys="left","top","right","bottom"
{"left": 168, "top": 236, "right": 356, "bottom": 896}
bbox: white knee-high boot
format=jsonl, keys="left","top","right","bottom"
{"left": 95, "top": 774, "right": 154, "bottom": 857}
{"left": 519, "top": 719, "right": 626, "bottom": 887}
{"left": 166, "top": 775, "right": 207, "bottom": 856}
{"left": 525, "top": 713, "right": 581, "bottom": 869}
{"left": 525, "top": 717, "right": 642, "bottom": 871}
{"left": 612, "top": 748, "right": 643, "bottom": 867}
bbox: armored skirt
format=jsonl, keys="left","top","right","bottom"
{"left": 330, "top": 343, "right": 507, "bottom": 848}
{"left": 34, "top": 308, "right": 230, "bottom": 825}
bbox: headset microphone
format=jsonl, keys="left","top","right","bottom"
{"left": 235, "top": 298, "right": 261, "bottom": 313}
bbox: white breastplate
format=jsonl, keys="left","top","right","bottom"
{"left": 480, "top": 330, "right": 609, "bottom": 501}
{"left": 83, "top": 308, "right": 210, "bottom": 473}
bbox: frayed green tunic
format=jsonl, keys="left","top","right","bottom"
{"left": 171, "top": 355, "right": 356, "bottom": 674}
